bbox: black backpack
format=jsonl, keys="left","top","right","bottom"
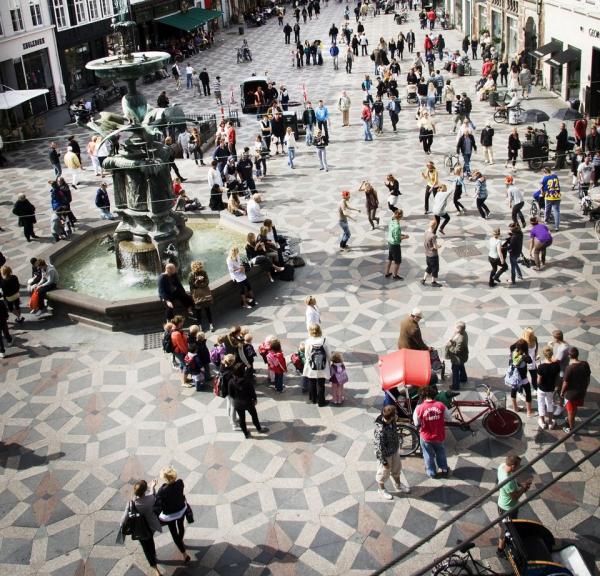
{"left": 308, "top": 338, "right": 327, "bottom": 371}
{"left": 162, "top": 329, "right": 175, "bottom": 354}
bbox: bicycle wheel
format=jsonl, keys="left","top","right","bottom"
{"left": 530, "top": 201, "right": 539, "bottom": 218}
{"left": 595, "top": 219, "right": 600, "bottom": 242}
{"left": 493, "top": 110, "right": 506, "bottom": 124}
{"left": 529, "top": 158, "right": 543, "bottom": 171}
{"left": 396, "top": 423, "right": 420, "bottom": 456}
{"left": 482, "top": 408, "right": 522, "bottom": 438}
{"left": 432, "top": 556, "right": 474, "bottom": 576}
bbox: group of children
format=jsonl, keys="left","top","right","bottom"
{"left": 163, "top": 321, "right": 349, "bottom": 405}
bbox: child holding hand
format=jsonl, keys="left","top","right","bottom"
{"left": 267, "top": 339, "right": 288, "bottom": 393}
{"left": 330, "top": 352, "right": 349, "bottom": 405}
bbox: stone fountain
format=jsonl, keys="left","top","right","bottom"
{"left": 85, "top": 17, "right": 192, "bottom": 274}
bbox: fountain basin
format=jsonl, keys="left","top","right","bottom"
{"left": 86, "top": 51, "right": 171, "bottom": 81}
{"left": 45, "top": 215, "right": 270, "bottom": 331}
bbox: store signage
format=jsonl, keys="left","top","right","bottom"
{"left": 590, "top": 28, "right": 600, "bottom": 39}
{"left": 23, "top": 38, "right": 45, "bottom": 50}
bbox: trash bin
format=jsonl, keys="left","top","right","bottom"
{"left": 239, "top": 25, "right": 244, "bottom": 35}
{"left": 489, "top": 91, "right": 499, "bottom": 107}
{"left": 457, "top": 63, "right": 464, "bottom": 76}
{"left": 569, "top": 98, "right": 580, "bottom": 111}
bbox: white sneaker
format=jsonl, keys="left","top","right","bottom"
{"left": 538, "top": 417, "right": 547, "bottom": 430}
{"left": 548, "top": 420, "right": 556, "bottom": 430}
{"left": 378, "top": 488, "right": 393, "bottom": 500}
{"left": 0, "top": 352, "right": 5, "bottom": 359}
{"left": 393, "top": 482, "right": 411, "bottom": 494}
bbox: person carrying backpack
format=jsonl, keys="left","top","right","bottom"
{"left": 266, "top": 339, "right": 288, "bottom": 393}
{"left": 302, "top": 324, "right": 331, "bottom": 406}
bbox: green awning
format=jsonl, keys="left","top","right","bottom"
{"left": 156, "top": 7, "right": 223, "bottom": 31}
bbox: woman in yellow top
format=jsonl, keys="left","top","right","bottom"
{"left": 421, "top": 161, "right": 439, "bottom": 214}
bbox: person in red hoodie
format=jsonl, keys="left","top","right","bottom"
{"left": 481, "top": 58, "right": 495, "bottom": 78}
{"left": 170, "top": 315, "right": 191, "bottom": 387}
{"left": 574, "top": 116, "right": 588, "bottom": 152}
{"left": 266, "top": 339, "right": 287, "bottom": 393}
{"left": 413, "top": 386, "right": 452, "bottom": 478}
{"left": 424, "top": 34, "right": 433, "bottom": 55}
{"left": 427, "top": 9, "right": 436, "bottom": 30}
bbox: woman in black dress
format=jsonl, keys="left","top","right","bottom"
{"left": 228, "top": 363, "right": 269, "bottom": 438}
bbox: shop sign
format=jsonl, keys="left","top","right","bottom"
{"left": 23, "top": 37, "right": 45, "bottom": 51}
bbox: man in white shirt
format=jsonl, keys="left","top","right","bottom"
{"left": 185, "top": 63, "right": 194, "bottom": 89}
{"left": 177, "top": 129, "right": 191, "bottom": 159}
{"left": 247, "top": 193, "right": 265, "bottom": 223}
{"left": 577, "top": 154, "right": 594, "bottom": 197}
{"left": 505, "top": 175, "right": 526, "bottom": 227}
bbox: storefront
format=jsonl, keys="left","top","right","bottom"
{"left": 477, "top": 2, "right": 487, "bottom": 38}
{"left": 0, "top": 27, "right": 63, "bottom": 120}
{"left": 541, "top": 2, "right": 600, "bottom": 113}
{"left": 491, "top": 8, "right": 502, "bottom": 52}
{"left": 506, "top": 15, "right": 518, "bottom": 60}
{"left": 55, "top": 17, "right": 114, "bottom": 100}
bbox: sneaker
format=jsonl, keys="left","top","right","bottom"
{"left": 548, "top": 420, "right": 556, "bottom": 429}
{"left": 538, "top": 417, "right": 547, "bottom": 430}
{"left": 378, "top": 488, "right": 393, "bottom": 500}
{"left": 431, "top": 281, "right": 442, "bottom": 287}
{"left": 6, "top": 336, "right": 13, "bottom": 345}
{"left": 563, "top": 426, "right": 572, "bottom": 433}
{"left": 392, "top": 482, "right": 411, "bottom": 494}
{"left": 209, "top": 324, "right": 215, "bottom": 332}
{"left": 258, "top": 426, "right": 269, "bottom": 433}
{"left": 440, "top": 469, "right": 450, "bottom": 479}
{"left": 233, "top": 425, "right": 242, "bottom": 431}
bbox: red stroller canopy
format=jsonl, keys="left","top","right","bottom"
{"left": 379, "top": 349, "right": 432, "bottom": 391}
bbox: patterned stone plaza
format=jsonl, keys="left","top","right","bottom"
{"left": 0, "top": 4, "right": 598, "bottom": 575}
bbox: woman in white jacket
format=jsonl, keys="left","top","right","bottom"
{"left": 305, "top": 295, "right": 320, "bottom": 330}
{"left": 303, "top": 323, "right": 331, "bottom": 406}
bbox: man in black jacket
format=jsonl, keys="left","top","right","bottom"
{"left": 555, "top": 122, "right": 569, "bottom": 170}
{"left": 48, "top": 142, "right": 61, "bottom": 178}
{"left": 164, "top": 137, "right": 186, "bottom": 181}
{"left": 461, "top": 92, "right": 473, "bottom": 125}
{"left": 303, "top": 102, "right": 316, "bottom": 145}
{"left": 480, "top": 123, "right": 495, "bottom": 164}
{"left": 293, "top": 22, "right": 301, "bottom": 44}
{"left": 158, "top": 263, "right": 193, "bottom": 321}
{"left": 457, "top": 129, "right": 477, "bottom": 176}
{"left": 585, "top": 126, "right": 600, "bottom": 156}
{"left": 199, "top": 68, "right": 210, "bottom": 96}
{"left": 237, "top": 148, "right": 256, "bottom": 196}
{"left": 329, "top": 23, "right": 338, "bottom": 44}
{"left": 283, "top": 22, "right": 292, "bottom": 44}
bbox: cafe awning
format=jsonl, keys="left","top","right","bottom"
{"left": 0, "top": 88, "right": 48, "bottom": 110}
{"left": 530, "top": 39, "right": 562, "bottom": 59}
{"left": 156, "top": 7, "right": 223, "bottom": 31}
{"left": 548, "top": 47, "right": 581, "bottom": 67}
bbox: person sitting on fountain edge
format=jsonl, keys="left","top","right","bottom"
{"left": 158, "top": 262, "right": 194, "bottom": 321}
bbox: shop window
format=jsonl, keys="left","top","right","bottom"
{"left": 550, "top": 60, "right": 563, "bottom": 94}
{"left": 506, "top": 16, "right": 518, "bottom": 59}
{"left": 567, "top": 58, "right": 581, "bottom": 101}
{"left": 87, "top": 0, "right": 99, "bottom": 20}
{"left": 491, "top": 10, "right": 502, "bottom": 49}
{"left": 30, "top": 2, "right": 43, "bottom": 27}
{"left": 65, "top": 42, "right": 97, "bottom": 94}
{"left": 74, "top": 0, "right": 87, "bottom": 24}
{"left": 10, "top": 8, "right": 24, "bottom": 31}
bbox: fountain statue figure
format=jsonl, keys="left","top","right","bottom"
{"left": 84, "top": 11, "right": 195, "bottom": 274}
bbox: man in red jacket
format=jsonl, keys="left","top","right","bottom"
{"left": 427, "top": 9, "right": 436, "bottom": 30}
{"left": 413, "top": 386, "right": 452, "bottom": 478}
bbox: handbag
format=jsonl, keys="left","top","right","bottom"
{"left": 185, "top": 503, "right": 195, "bottom": 524}
{"left": 121, "top": 501, "right": 152, "bottom": 541}
{"left": 28, "top": 288, "right": 40, "bottom": 311}
{"left": 503, "top": 361, "right": 521, "bottom": 389}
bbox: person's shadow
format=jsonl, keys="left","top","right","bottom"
{"left": 0, "top": 442, "right": 65, "bottom": 470}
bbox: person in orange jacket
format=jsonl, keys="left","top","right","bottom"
{"left": 171, "top": 315, "right": 191, "bottom": 387}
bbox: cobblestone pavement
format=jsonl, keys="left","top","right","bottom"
{"left": 0, "top": 4, "right": 599, "bottom": 576}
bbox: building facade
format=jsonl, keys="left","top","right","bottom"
{"left": 0, "top": 0, "right": 63, "bottom": 114}
{"left": 49, "top": 0, "right": 118, "bottom": 101}
{"left": 539, "top": 0, "right": 600, "bottom": 116}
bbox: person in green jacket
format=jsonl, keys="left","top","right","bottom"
{"left": 384, "top": 209, "right": 409, "bottom": 280}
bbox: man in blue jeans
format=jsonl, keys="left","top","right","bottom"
{"left": 456, "top": 128, "right": 476, "bottom": 176}
{"left": 413, "top": 386, "right": 452, "bottom": 478}
{"left": 315, "top": 100, "right": 330, "bottom": 142}
{"left": 338, "top": 190, "right": 360, "bottom": 249}
{"left": 540, "top": 167, "right": 561, "bottom": 231}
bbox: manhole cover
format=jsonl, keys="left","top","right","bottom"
{"left": 143, "top": 332, "right": 163, "bottom": 350}
{"left": 453, "top": 245, "right": 481, "bottom": 258}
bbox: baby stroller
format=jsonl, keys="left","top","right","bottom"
{"left": 236, "top": 46, "right": 253, "bottom": 63}
{"left": 406, "top": 84, "right": 418, "bottom": 104}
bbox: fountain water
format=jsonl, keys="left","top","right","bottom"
{"left": 85, "top": 8, "right": 193, "bottom": 274}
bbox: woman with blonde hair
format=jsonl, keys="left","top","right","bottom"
{"left": 305, "top": 295, "right": 320, "bottom": 330}
{"left": 120, "top": 479, "right": 163, "bottom": 575}
{"left": 522, "top": 327, "right": 539, "bottom": 390}
{"left": 154, "top": 467, "right": 190, "bottom": 564}
{"left": 227, "top": 193, "right": 246, "bottom": 217}
{"left": 302, "top": 323, "right": 331, "bottom": 406}
{"left": 188, "top": 260, "right": 214, "bottom": 332}
{"left": 226, "top": 246, "right": 256, "bottom": 308}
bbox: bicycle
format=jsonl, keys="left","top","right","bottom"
{"left": 444, "top": 153, "right": 460, "bottom": 173}
{"left": 432, "top": 542, "right": 506, "bottom": 575}
{"left": 529, "top": 199, "right": 540, "bottom": 218}
{"left": 493, "top": 105, "right": 523, "bottom": 125}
